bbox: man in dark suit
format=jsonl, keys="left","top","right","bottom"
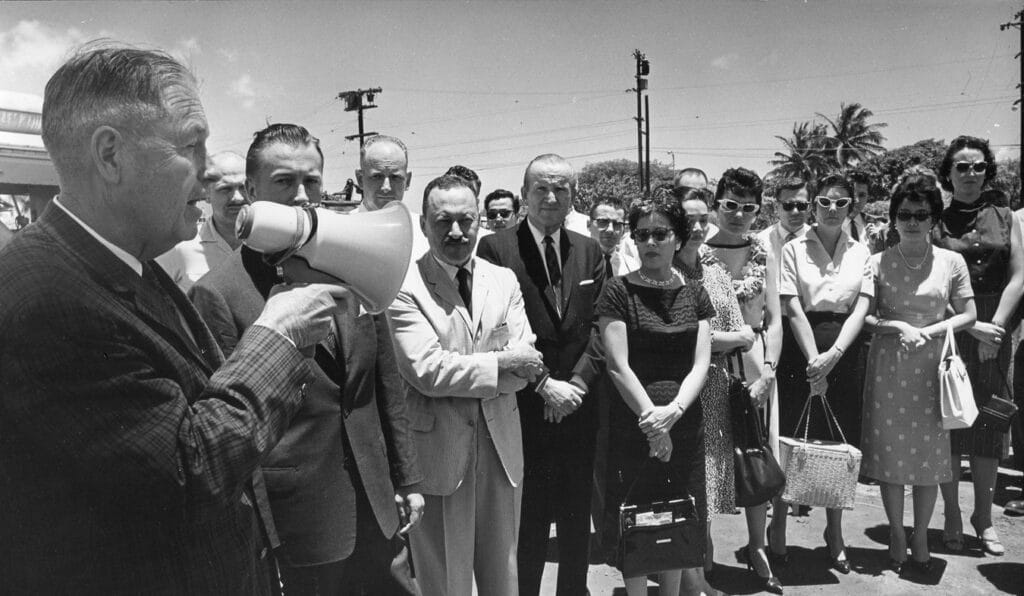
{"left": 190, "top": 123, "right": 423, "bottom": 596}
{"left": 0, "top": 44, "right": 342, "bottom": 594}
{"left": 477, "top": 154, "right": 606, "bottom": 596}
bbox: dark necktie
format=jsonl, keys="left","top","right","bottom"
{"left": 849, "top": 218, "right": 860, "bottom": 241}
{"left": 604, "top": 253, "right": 614, "bottom": 278}
{"left": 456, "top": 266, "right": 472, "bottom": 313}
{"left": 543, "top": 235, "right": 561, "bottom": 287}
{"left": 785, "top": 231, "right": 797, "bottom": 243}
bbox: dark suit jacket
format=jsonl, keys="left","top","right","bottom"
{"left": 0, "top": 204, "right": 315, "bottom": 594}
{"left": 189, "top": 249, "right": 422, "bottom": 567}
{"left": 476, "top": 223, "right": 606, "bottom": 451}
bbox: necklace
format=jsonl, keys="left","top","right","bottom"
{"left": 638, "top": 268, "right": 678, "bottom": 287}
{"left": 896, "top": 244, "right": 929, "bottom": 271}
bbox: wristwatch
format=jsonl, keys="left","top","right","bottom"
{"left": 763, "top": 360, "right": 777, "bottom": 371}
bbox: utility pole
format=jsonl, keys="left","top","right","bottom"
{"left": 667, "top": 151, "right": 676, "bottom": 170}
{"left": 338, "top": 87, "right": 382, "bottom": 148}
{"left": 632, "top": 50, "right": 650, "bottom": 197}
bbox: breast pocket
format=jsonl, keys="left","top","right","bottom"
{"left": 481, "top": 322, "right": 511, "bottom": 351}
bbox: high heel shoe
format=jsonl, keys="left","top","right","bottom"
{"left": 767, "top": 525, "right": 789, "bottom": 567}
{"left": 736, "top": 545, "right": 783, "bottom": 595}
{"left": 823, "top": 528, "right": 851, "bottom": 574}
{"left": 970, "top": 515, "right": 1005, "bottom": 556}
{"left": 888, "top": 526, "right": 907, "bottom": 575}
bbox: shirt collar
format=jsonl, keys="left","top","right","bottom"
{"left": 526, "top": 217, "right": 561, "bottom": 252}
{"left": 54, "top": 198, "right": 143, "bottom": 276}
{"left": 431, "top": 254, "right": 474, "bottom": 282}
{"left": 777, "top": 222, "right": 809, "bottom": 239}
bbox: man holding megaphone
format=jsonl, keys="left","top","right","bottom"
{"left": 190, "top": 124, "right": 423, "bottom": 595}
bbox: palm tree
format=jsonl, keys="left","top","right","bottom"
{"left": 816, "top": 102, "right": 888, "bottom": 169}
{"left": 768, "top": 121, "right": 831, "bottom": 182}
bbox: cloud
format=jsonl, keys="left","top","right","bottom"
{"left": 0, "top": 20, "right": 90, "bottom": 94}
{"left": 229, "top": 74, "right": 256, "bottom": 109}
{"left": 218, "top": 48, "right": 239, "bottom": 63}
{"left": 711, "top": 53, "right": 740, "bottom": 70}
{"left": 170, "top": 37, "right": 202, "bottom": 64}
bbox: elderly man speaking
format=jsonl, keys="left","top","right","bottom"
{"left": 0, "top": 43, "right": 345, "bottom": 594}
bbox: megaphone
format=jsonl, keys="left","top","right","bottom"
{"left": 235, "top": 201, "right": 413, "bottom": 313}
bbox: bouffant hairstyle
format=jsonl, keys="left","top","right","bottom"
{"left": 937, "top": 135, "right": 997, "bottom": 192}
{"left": 714, "top": 167, "right": 764, "bottom": 206}
{"left": 889, "top": 174, "right": 943, "bottom": 224}
{"left": 815, "top": 173, "right": 854, "bottom": 198}
{"left": 627, "top": 199, "right": 689, "bottom": 245}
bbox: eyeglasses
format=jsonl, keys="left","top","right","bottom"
{"left": 780, "top": 201, "right": 810, "bottom": 212}
{"left": 953, "top": 161, "right": 988, "bottom": 174}
{"left": 593, "top": 218, "right": 625, "bottom": 232}
{"left": 895, "top": 210, "right": 932, "bottom": 222}
{"left": 633, "top": 228, "right": 674, "bottom": 242}
{"left": 815, "top": 196, "right": 852, "bottom": 210}
{"left": 486, "top": 209, "right": 513, "bottom": 219}
{"left": 718, "top": 198, "right": 760, "bottom": 214}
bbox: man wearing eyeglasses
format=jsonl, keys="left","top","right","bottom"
{"left": 483, "top": 189, "right": 519, "bottom": 232}
{"left": 587, "top": 197, "right": 638, "bottom": 277}
{"left": 757, "top": 177, "right": 811, "bottom": 280}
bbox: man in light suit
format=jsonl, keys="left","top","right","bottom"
{"left": 190, "top": 123, "right": 423, "bottom": 595}
{"left": 477, "top": 154, "right": 606, "bottom": 596}
{"left": 0, "top": 44, "right": 341, "bottom": 594}
{"left": 388, "top": 174, "right": 544, "bottom": 595}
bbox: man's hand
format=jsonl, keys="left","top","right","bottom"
{"left": 543, "top": 404, "right": 565, "bottom": 423}
{"left": 395, "top": 491, "right": 425, "bottom": 535}
{"left": 539, "top": 378, "right": 583, "bottom": 417}
{"left": 254, "top": 283, "right": 350, "bottom": 350}
{"left": 496, "top": 343, "right": 544, "bottom": 380}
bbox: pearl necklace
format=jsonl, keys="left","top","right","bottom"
{"left": 896, "top": 244, "right": 929, "bottom": 271}
{"left": 638, "top": 268, "right": 679, "bottom": 287}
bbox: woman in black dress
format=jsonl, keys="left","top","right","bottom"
{"left": 597, "top": 200, "right": 713, "bottom": 596}
{"left": 932, "top": 136, "right": 1023, "bottom": 556}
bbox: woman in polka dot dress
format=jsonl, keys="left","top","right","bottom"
{"left": 861, "top": 174, "right": 977, "bottom": 573}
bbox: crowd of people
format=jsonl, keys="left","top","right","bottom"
{"left": 0, "top": 42, "right": 1021, "bottom": 596}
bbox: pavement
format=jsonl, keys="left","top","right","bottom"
{"left": 536, "top": 464, "right": 1024, "bottom": 595}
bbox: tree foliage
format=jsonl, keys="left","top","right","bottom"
{"left": 768, "top": 121, "right": 832, "bottom": 183}
{"left": 858, "top": 138, "right": 947, "bottom": 200}
{"left": 816, "top": 102, "right": 888, "bottom": 168}
{"left": 575, "top": 159, "right": 675, "bottom": 213}
{"left": 769, "top": 102, "right": 888, "bottom": 182}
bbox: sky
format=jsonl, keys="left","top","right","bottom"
{"left": 1, "top": 0, "right": 1020, "bottom": 213}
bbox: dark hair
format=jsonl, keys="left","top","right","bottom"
{"left": 627, "top": 199, "right": 689, "bottom": 245}
{"left": 714, "top": 167, "right": 764, "bottom": 206}
{"left": 484, "top": 189, "right": 518, "bottom": 212}
{"left": 42, "top": 41, "right": 197, "bottom": 177}
{"left": 846, "top": 169, "right": 871, "bottom": 186}
{"left": 246, "top": 123, "right": 323, "bottom": 180}
{"left": 445, "top": 165, "right": 481, "bottom": 196}
{"left": 937, "top": 135, "right": 997, "bottom": 192}
{"left": 675, "top": 187, "right": 714, "bottom": 209}
{"left": 889, "top": 174, "right": 943, "bottom": 223}
{"left": 774, "top": 176, "right": 807, "bottom": 197}
{"left": 421, "top": 174, "right": 477, "bottom": 215}
{"left": 588, "top": 196, "right": 627, "bottom": 219}
{"left": 815, "top": 173, "right": 854, "bottom": 198}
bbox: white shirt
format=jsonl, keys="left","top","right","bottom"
{"left": 155, "top": 218, "right": 236, "bottom": 292}
{"left": 563, "top": 209, "right": 590, "bottom": 236}
{"left": 55, "top": 199, "right": 142, "bottom": 275}
{"left": 603, "top": 246, "right": 639, "bottom": 276}
{"left": 780, "top": 227, "right": 873, "bottom": 312}
{"left": 757, "top": 222, "right": 810, "bottom": 284}
{"left": 841, "top": 213, "right": 868, "bottom": 244}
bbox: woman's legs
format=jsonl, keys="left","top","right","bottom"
{"left": 940, "top": 456, "right": 963, "bottom": 548}
{"left": 911, "top": 485, "right": 938, "bottom": 562}
{"left": 768, "top": 496, "right": 788, "bottom": 555}
{"left": 679, "top": 567, "right": 706, "bottom": 595}
{"left": 824, "top": 508, "right": 846, "bottom": 560}
{"left": 704, "top": 521, "right": 714, "bottom": 573}
{"left": 744, "top": 503, "right": 774, "bottom": 576}
{"left": 623, "top": 575, "right": 647, "bottom": 596}
{"left": 969, "top": 455, "right": 999, "bottom": 528}
{"left": 880, "top": 482, "right": 907, "bottom": 562}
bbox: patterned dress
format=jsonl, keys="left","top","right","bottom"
{"left": 680, "top": 258, "right": 746, "bottom": 513}
{"left": 860, "top": 247, "right": 974, "bottom": 484}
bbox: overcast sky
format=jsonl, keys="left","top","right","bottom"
{"left": 2, "top": 0, "right": 1020, "bottom": 211}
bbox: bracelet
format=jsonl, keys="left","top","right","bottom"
{"left": 535, "top": 373, "right": 550, "bottom": 395}
{"left": 763, "top": 360, "right": 777, "bottom": 371}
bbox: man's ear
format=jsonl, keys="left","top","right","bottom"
{"left": 405, "top": 170, "right": 412, "bottom": 188}
{"left": 90, "top": 126, "right": 126, "bottom": 184}
{"left": 419, "top": 214, "right": 427, "bottom": 237}
{"left": 245, "top": 178, "right": 257, "bottom": 202}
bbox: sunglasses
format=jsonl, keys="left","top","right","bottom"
{"left": 815, "top": 196, "right": 852, "bottom": 210}
{"left": 487, "top": 209, "right": 513, "bottom": 219}
{"left": 896, "top": 210, "right": 933, "bottom": 222}
{"left": 593, "top": 218, "right": 625, "bottom": 232}
{"left": 953, "top": 161, "right": 988, "bottom": 174}
{"left": 633, "top": 228, "right": 674, "bottom": 242}
{"left": 718, "top": 198, "right": 760, "bottom": 214}
{"left": 780, "top": 201, "right": 810, "bottom": 212}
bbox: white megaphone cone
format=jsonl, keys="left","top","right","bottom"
{"left": 236, "top": 201, "right": 413, "bottom": 313}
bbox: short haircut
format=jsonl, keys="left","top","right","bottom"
{"left": 588, "top": 196, "right": 627, "bottom": 220}
{"left": 421, "top": 174, "right": 477, "bottom": 215}
{"left": 815, "top": 173, "right": 854, "bottom": 198}
{"left": 938, "top": 135, "right": 997, "bottom": 192}
{"left": 673, "top": 167, "right": 708, "bottom": 189}
{"left": 361, "top": 134, "right": 408, "bottom": 164}
{"left": 715, "top": 167, "right": 764, "bottom": 206}
{"left": 889, "top": 174, "right": 943, "bottom": 224}
{"left": 484, "top": 189, "right": 518, "bottom": 212}
{"left": 246, "top": 123, "right": 323, "bottom": 180}
{"left": 445, "top": 165, "right": 481, "bottom": 196}
{"left": 846, "top": 169, "right": 871, "bottom": 186}
{"left": 627, "top": 199, "right": 689, "bottom": 245}
{"left": 41, "top": 41, "right": 197, "bottom": 178}
{"left": 675, "top": 187, "right": 714, "bottom": 209}
{"left": 523, "top": 153, "right": 576, "bottom": 191}
{"left": 774, "top": 176, "right": 808, "bottom": 197}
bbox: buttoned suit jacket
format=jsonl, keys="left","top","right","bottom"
{"left": 0, "top": 204, "right": 314, "bottom": 594}
{"left": 476, "top": 223, "right": 606, "bottom": 453}
{"left": 189, "top": 250, "right": 422, "bottom": 566}
{"left": 386, "top": 255, "right": 533, "bottom": 496}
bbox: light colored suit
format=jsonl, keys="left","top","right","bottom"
{"left": 387, "top": 254, "right": 534, "bottom": 596}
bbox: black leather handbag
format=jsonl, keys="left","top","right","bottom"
{"left": 727, "top": 356, "right": 786, "bottom": 507}
{"left": 977, "top": 363, "right": 1020, "bottom": 433}
{"left": 618, "top": 461, "right": 703, "bottom": 576}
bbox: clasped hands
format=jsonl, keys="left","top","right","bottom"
{"left": 970, "top": 321, "right": 1005, "bottom": 362}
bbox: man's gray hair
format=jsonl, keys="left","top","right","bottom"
{"left": 41, "top": 41, "right": 197, "bottom": 178}
{"left": 360, "top": 134, "right": 408, "bottom": 164}
{"left": 522, "top": 153, "right": 577, "bottom": 190}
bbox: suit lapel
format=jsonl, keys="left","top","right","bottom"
{"left": 419, "top": 255, "right": 473, "bottom": 333}
{"left": 139, "top": 263, "right": 217, "bottom": 375}
{"left": 558, "top": 228, "right": 578, "bottom": 316}
{"left": 516, "top": 223, "right": 561, "bottom": 323}
{"left": 469, "top": 258, "right": 490, "bottom": 331}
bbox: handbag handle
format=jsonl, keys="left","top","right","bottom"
{"left": 941, "top": 322, "right": 958, "bottom": 360}
{"left": 725, "top": 348, "right": 747, "bottom": 380}
{"left": 792, "top": 391, "right": 850, "bottom": 447}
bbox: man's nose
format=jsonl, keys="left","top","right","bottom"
{"left": 293, "top": 184, "right": 310, "bottom": 205}
{"left": 230, "top": 188, "right": 247, "bottom": 204}
{"left": 381, "top": 177, "right": 392, "bottom": 192}
{"left": 448, "top": 221, "right": 463, "bottom": 238}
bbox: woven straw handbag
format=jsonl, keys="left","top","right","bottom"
{"left": 778, "top": 394, "right": 861, "bottom": 510}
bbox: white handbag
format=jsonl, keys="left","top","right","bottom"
{"left": 938, "top": 324, "right": 978, "bottom": 430}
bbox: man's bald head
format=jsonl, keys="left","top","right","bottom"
{"left": 356, "top": 135, "right": 411, "bottom": 211}
{"left": 204, "top": 151, "right": 248, "bottom": 242}
{"left": 521, "top": 153, "right": 576, "bottom": 235}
